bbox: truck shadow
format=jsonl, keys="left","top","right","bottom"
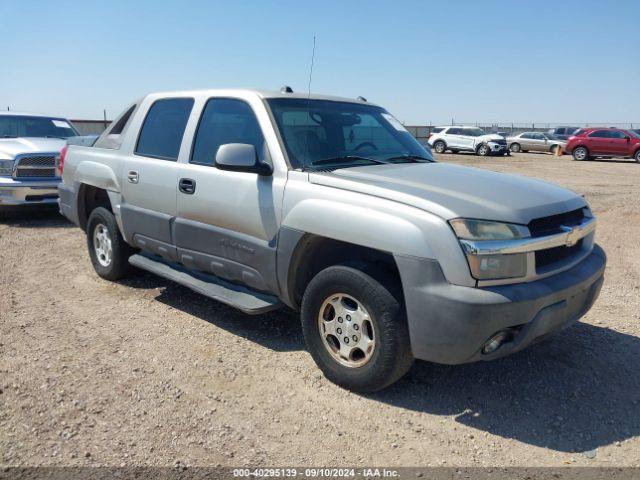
{"left": 0, "top": 208, "right": 72, "bottom": 228}
{"left": 121, "top": 272, "right": 639, "bottom": 453}
{"left": 367, "top": 322, "right": 640, "bottom": 453}
{"left": 123, "top": 272, "right": 304, "bottom": 353}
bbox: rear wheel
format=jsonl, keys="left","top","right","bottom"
{"left": 86, "top": 207, "right": 134, "bottom": 281}
{"left": 550, "top": 144, "right": 561, "bottom": 155}
{"left": 433, "top": 141, "right": 446, "bottom": 154}
{"left": 301, "top": 265, "right": 413, "bottom": 392}
{"left": 572, "top": 146, "right": 589, "bottom": 161}
{"left": 509, "top": 143, "right": 521, "bottom": 153}
{"left": 634, "top": 149, "right": 640, "bottom": 163}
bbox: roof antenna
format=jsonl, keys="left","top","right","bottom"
{"left": 307, "top": 35, "right": 316, "bottom": 99}
{"left": 303, "top": 36, "right": 317, "bottom": 168}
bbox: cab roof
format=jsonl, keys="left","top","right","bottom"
{"left": 0, "top": 111, "right": 69, "bottom": 119}
{"left": 143, "top": 88, "right": 378, "bottom": 106}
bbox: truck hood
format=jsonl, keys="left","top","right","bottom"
{"left": 308, "top": 163, "right": 586, "bottom": 224}
{"left": 0, "top": 137, "right": 67, "bottom": 159}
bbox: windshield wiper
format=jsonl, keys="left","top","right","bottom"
{"left": 45, "top": 135, "right": 68, "bottom": 139}
{"left": 1, "top": 135, "right": 17, "bottom": 138}
{"left": 302, "top": 155, "right": 388, "bottom": 171}
{"left": 384, "top": 154, "right": 434, "bottom": 163}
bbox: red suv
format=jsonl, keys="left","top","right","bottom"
{"left": 566, "top": 128, "right": 640, "bottom": 162}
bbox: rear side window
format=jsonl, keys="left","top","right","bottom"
{"left": 588, "top": 130, "right": 610, "bottom": 138}
{"left": 136, "top": 98, "right": 194, "bottom": 161}
{"left": 191, "top": 98, "right": 266, "bottom": 166}
{"left": 432, "top": 127, "right": 444, "bottom": 134}
{"left": 110, "top": 104, "right": 136, "bottom": 135}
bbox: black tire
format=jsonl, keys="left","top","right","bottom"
{"left": 572, "top": 146, "right": 589, "bottom": 161}
{"left": 433, "top": 141, "right": 446, "bottom": 154}
{"left": 86, "top": 207, "right": 134, "bottom": 281}
{"left": 550, "top": 144, "right": 561, "bottom": 155}
{"left": 301, "top": 265, "right": 413, "bottom": 392}
{"left": 509, "top": 142, "right": 521, "bottom": 153}
{"left": 634, "top": 149, "right": 640, "bottom": 163}
{"left": 477, "top": 143, "right": 491, "bottom": 156}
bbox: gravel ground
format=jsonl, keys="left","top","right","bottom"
{"left": 1, "top": 152, "right": 639, "bottom": 468}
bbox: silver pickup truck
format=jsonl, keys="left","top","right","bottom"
{"left": 0, "top": 112, "right": 79, "bottom": 215}
{"left": 58, "top": 88, "right": 606, "bottom": 391}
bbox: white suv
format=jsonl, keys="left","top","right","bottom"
{"left": 428, "top": 126, "right": 509, "bottom": 156}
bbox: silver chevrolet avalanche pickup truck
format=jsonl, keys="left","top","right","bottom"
{"left": 0, "top": 112, "right": 79, "bottom": 215}
{"left": 58, "top": 89, "right": 606, "bottom": 391}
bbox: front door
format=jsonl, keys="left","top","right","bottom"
{"left": 608, "top": 130, "right": 632, "bottom": 156}
{"left": 175, "top": 97, "right": 284, "bottom": 294}
{"left": 120, "top": 97, "right": 195, "bottom": 261}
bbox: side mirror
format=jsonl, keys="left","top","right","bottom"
{"left": 215, "top": 143, "right": 272, "bottom": 176}
{"left": 624, "top": 135, "right": 631, "bottom": 141}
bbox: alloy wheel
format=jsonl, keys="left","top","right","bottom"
{"left": 317, "top": 293, "right": 376, "bottom": 368}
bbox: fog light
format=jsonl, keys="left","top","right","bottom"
{"left": 482, "top": 331, "right": 510, "bottom": 354}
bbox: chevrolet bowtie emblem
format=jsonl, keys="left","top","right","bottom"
{"left": 561, "top": 225, "right": 581, "bottom": 247}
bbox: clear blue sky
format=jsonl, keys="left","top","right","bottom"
{"left": 2, "top": 0, "right": 639, "bottom": 124}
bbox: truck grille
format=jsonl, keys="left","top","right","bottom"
{"left": 13, "top": 154, "right": 57, "bottom": 178}
{"left": 536, "top": 239, "right": 583, "bottom": 272}
{"left": 528, "top": 208, "right": 585, "bottom": 237}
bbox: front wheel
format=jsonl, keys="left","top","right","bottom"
{"left": 634, "top": 149, "right": 640, "bottom": 163}
{"left": 87, "top": 207, "right": 134, "bottom": 281}
{"left": 477, "top": 143, "right": 491, "bottom": 156}
{"left": 301, "top": 265, "right": 413, "bottom": 392}
{"left": 572, "top": 146, "right": 589, "bottom": 161}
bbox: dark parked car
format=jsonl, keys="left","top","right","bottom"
{"left": 547, "top": 126, "right": 580, "bottom": 140}
{"left": 565, "top": 128, "right": 640, "bottom": 162}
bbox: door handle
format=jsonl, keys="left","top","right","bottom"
{"left": 127, "top": 170, "right": 139, "bottom": 184}
{"left": 179, "top": 178, "right": 196, "bottom": 194}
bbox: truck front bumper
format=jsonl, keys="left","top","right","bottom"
{"left": 395, "top": 245, "right": 606, "bottom": 364}
{"left": 0, "top": 177, "right": 60, "bottom": 206}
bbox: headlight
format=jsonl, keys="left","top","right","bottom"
{"left": 450, "top": 219, "right": 530, "bottom": 280}
{"left": 449, "top": 218, "right": 529, "bottom": 240}
{"left": 0, "top": 159, "right": 14, "bottom": 176}
{"left": 466, "top": 253, "right": 527, "bottom": 280}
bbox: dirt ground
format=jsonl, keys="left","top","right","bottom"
{"left": 1, "top": 152, "right": 639, "bottom": 468}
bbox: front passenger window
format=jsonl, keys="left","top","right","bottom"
{"left": 191, "top": 98, "right": 266, "bottom": 166}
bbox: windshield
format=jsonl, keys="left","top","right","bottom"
{"left": 0, "top": 115, "right": 78, "bottom": 139}
{"left": 267, "top": 99, "right": 433, "bottom": 170}
{"left": 630, "top": 130, "right": 640, "bottom": 139}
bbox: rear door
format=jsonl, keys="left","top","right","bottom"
{"left": 119, "top": 97, "right": 194, "bottom": 260}
{"left": 174, "top": 96, "right": 284, "bottom": 293}
{"left": 586, "top": 129, "right": 610, "bottom": 155}
{"left": 442, "top": 128, "right": 460, "bottom": 148}
{"left": 519, "top": 132, "right": 535, "bottom": 150}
